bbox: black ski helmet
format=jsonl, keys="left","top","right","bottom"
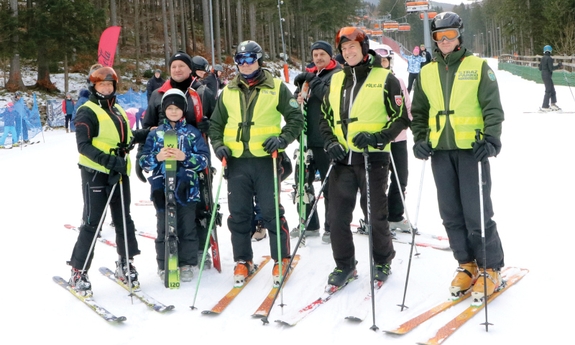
{"left": 335, "top": 27, "right": 370, "bottom": 56}
{"left": 191, "top": 56, "right": 210, "bottom": 75}
{"left": 235, "top": 40, "right": 264, "bottom": 66}
{"left": 431, "top": 12, "right": 464, "bottom": 44}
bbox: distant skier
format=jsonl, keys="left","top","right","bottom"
{"left": 539, "top": 45, "right": 562, "bottom": 112}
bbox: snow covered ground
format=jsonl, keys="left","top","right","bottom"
{"left": 1, "top": 55, "right": 574, "bottom": 345}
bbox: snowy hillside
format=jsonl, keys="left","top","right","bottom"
{"left": 1, "top": 55, "right": 574, "bottom": 345}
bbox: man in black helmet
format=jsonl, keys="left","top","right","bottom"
{"left": 411, "top": 11, "right": 505, "bottom": 302}
{"left": 208, "top": 40, "right": 303, "bottom": 288}
{"left": 319, "top": 27, "right": 409, "bottom": 287}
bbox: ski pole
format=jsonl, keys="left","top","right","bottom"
{"left": 362, "top": 148, "right": 378, "bottom": 332}
{"left": 271, "top": 150, "right": 284, "bottom": 306}
{"left": 117, "top": 173, "right": 134, "bottom": 303}
{"left": 191, "top": 157, "right": 227, "bottom": 310}
{"left": 475, "top": 129, "right": 492, "bottom": 331}
{"left": 261, "top": 161, "right": 335, "bottom": 325}
{"left": 389, "top": 145, "right": 420, "bottom": 257}
{"left": 398, "top": 129, "right": 430, "bottom": 311}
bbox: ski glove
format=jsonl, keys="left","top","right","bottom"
{"left": 215, "top": 145, "right": 231, "bottom": 162}
{"left": 104, "top": 155, "right": 127, "bottom": 175}
{"left": 413, "top": 140, "right": 433, "bottom": 160}
{"left": 472, "top": 135, "right": 501, "bottom": 162}
{"left": 325, "top": 141, "right": 346, "bottom": 162}
{"left": 262, "top": 136, "right": 287, "bottom": 154}
{"left": 294, "top": 72, "right": 315, "bottom": 87}
{"left": 197, "top": 116, "right": 210, "bottom": 133}
{"left": 135, "top": 164, "right": 147, "bottom": 183}
{"left": 352, "top": 132, "right": 387, "bottom": 150}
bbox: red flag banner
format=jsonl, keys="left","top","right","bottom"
{"left": 98, "top": 26, "right": 121, "bottom": 67}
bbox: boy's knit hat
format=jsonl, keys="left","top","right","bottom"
{"left": 162, "top": 88, "right": 187, "bottom": 113}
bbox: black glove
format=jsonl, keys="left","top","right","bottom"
{"left": 472, "top": 135, "right": 500, "bottom": 162}
{"left": 135, "top": 163, "right": 146, "bottom": 183}
{"left": 104, "top": 155, "right": 127, "bottom": 174}
{"left": 262, "top": 136, "right": 287, "bottom": 154}
{"left": 215, "top": 145, "right": 231, "bottom": 161}
{"left": 413, "top": 140, "right": 433, "bottom": 160}
{"left": 325, "top": 141, "right": 346, "bottom": 162}
{"left": 294, "top": 72, "right": 315, "bottom": 87}
{"left": 197, "top": 116, "right": 210, "bottom": 133}
{"left": 352, "top": 132, "right": 387, "bottom": 150}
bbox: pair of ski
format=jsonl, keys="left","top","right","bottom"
{"left": 383, "top": 267, "right": 529, "bottom": 344}
{"left": 352, "top": 222, "right": 451, "bottom": 251}
{"left": 200, "top": 255, "right": 300, "bottom": 317}
{"left": 274, "top": 269, "right": 393, "bottom": 326}
{"left": 53, "top": 268, "right": 174, "bottom": 323}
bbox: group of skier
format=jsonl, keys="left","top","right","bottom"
{"left": 66, "top": 11, "right": 509, "bottom": 305}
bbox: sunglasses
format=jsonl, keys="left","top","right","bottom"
{"left": 374, "top": 48, "right": 391, "bottom": 58}
{"left": 335, "top": 27, "right": 367, "bottom": 48}
{"left": 234, "top": 53, "right": 258, "bottom": 65}
{"left": 432, "top": 28, "right": 460, "bottom": 42}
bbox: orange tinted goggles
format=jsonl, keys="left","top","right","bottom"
{"left": 432, "top": 29, "right": 460, "bottom": 42}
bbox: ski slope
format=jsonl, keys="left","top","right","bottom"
{"left": 1, "top": 55, "right": 573, "bottom": 345}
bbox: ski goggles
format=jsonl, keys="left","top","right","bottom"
{"left": 374, "top": 48, "right": 391, "bottom": 58}
{"left": 234, "top": 53, "right": 259, "bottom": 65}
{"left": 432, "top": 28, "right": 460, "bottom": 42}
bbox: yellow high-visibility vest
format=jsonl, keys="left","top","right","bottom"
{"left": 420, "top": 57, "right": 484, "bottom": 149}
{"left": 78, "top": 101, "right": 132, "bottom": 175}
{"left": 221, "top": 78, "right": 283, "bottom": 157}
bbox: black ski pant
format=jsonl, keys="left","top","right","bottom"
{"left": 388, "top": 141, "right": 409, "bottom": 222}
{"left": 70, "top": 167, "right": 140, "bottom": 270}
{"left": 295, "top": 147, "right": 331, "bottom": 232}
{"left": 407, "top": 73, "right": 419, "bottom": 93}
{"left": 327, "top": 158, "right": 395, "bottom": 270}
{"left": 541, "top": 72, "right": 556, "bottom": 108}
{"left": 431, "top": 150, "right": 504, "bottom": 269}
{"left": 227, "top": 156, "right": 290, "bottom": 262}
{"left": 153, "top": 201, "right": 198, "bottom": 270}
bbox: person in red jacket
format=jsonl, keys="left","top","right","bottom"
{"left": 62, "top": 93, "right": 75, "bottom": 133}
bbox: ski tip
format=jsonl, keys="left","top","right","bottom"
{"left": 201, "top": 310, "right": 220, "bottom": 315}
{"left": 344, "top": 316, "right": 362, "bottom": 322}
{"left": 274, "top": 319, "right": 294, "bottom": 327}
{"left": 111, "top": 316, "right": 127, "bottom": 323}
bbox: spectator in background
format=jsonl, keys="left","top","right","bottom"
{"left": 14, "top": 91, "right": 30, "bottom": 143}
{"left": 135, "top": 108, "right": 145, "bottom": 130}
{"left": 62, "top": 93, "right": 75, "bottom": 133}
{"left": 400, "top": 45, "right": 426, "bottom": 93}
{"left": 0, "top": 102, "right": 19, "bottom": 148}
{"left": 419, "top": 44, "right": 432, "bottom": 67}
{"left": 539, "top": 45, "right": 562, "bottom": 112}
{"left": 73, "top": 89, "right": 90, "bottom": 133}
{"left": 147, "top": 69, "right": 165, "bottom": 100}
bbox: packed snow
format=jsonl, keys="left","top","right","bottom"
{"left": 1, "top": 54, "right": 573, "bottom": 345}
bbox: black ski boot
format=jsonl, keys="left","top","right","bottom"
{"left": 115, "top": 257, "right": 139, "bottom": 288}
